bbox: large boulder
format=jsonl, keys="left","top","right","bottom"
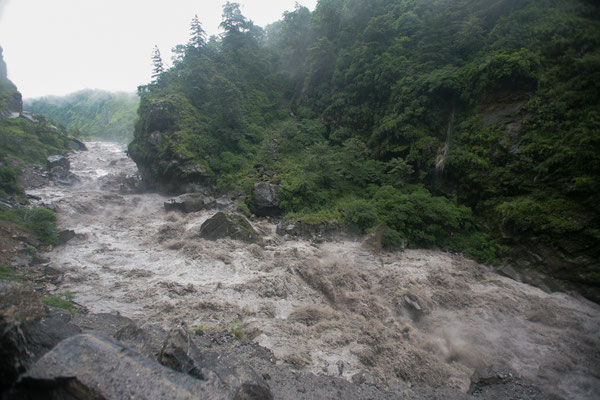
{"left": 164, "top": 193, "right": 215, "bottom": 213}
{"left": 67, "top": 138, "right": 87, "bottom": 151}
{"left": 12, "top": 333, "right": 233, "bottom": 400}
{"left": 200, "top": 212, "right": 262, "bottom": 244}
{"left": 46, "top": 155, "right": 70, "bottom": 171}
{"left": 252, "top": 183, "right": 281, "bottom": 216}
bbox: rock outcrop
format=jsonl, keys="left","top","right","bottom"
{"left": 13, "top": 333, "right": 233, "bottom": 400}
{"left": 0, "top": 46, "right": 23, "bottom": 118}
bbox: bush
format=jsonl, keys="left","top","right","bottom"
{"left": 344, "top": 199, "right": 378, "bottom": 232}
{"left": 451, "top": 231, "right": 500, "bottom": 265}
{"left": 382, "top": 229, "right": 405, "bottom": 250}
{"left": 24, "top": 207, "right": 58, "bottom": 245}
{"left": 0, "top": 165, "right": 22, "bottom": 197}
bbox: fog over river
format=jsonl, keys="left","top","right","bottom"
{"left": 27, "top": 142, "right": 600, "bottom": 399}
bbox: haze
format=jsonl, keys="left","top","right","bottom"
{"left": 0, "top": 0, "right": 318, "bottom": 99}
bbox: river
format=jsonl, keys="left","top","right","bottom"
{"left": 27, "top": 142, "right": 600, "bottom": 399}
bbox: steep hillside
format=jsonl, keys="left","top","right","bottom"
{"left": 0, "top": 46, "right": 75, "bottom": 201}
{"left": 25, "top": 90, "right": 139, "bottom": 143}
{"left": 128, "top": 0, "right": 600, "bottom": 300}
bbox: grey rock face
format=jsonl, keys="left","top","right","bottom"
{"left": 15, "top": 333, "right": 233, "bottom": 400}
{"left": 252, "top": 183, "right": 281, "bottom": 216}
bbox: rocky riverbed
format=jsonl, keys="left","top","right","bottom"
{"left": 8, "top": 142, "right": 600, "bottom": 399}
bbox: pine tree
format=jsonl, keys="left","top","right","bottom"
{"left": 151, "top": 45, "right": 164, "bottom": 82}
{"left": 189, "top": 15, "right": 206, "bottom": 49}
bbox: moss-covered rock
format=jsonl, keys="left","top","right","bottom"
{"left": 199, "top": 212, "right": 262, "bottom": 244}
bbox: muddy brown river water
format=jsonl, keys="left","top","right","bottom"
{"left": 28, "top": 142, "right": 600, "bottom": 399}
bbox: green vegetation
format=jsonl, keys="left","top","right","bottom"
{"left": 0, "top": 117, "right": 72, "bottom": 165}
{"left": 0, "top": 265, "right": 23, "bottom": 283}
{"left": 25, "top": 90, "right": 139, "bottom": 143}
{"left": 230, "top": 320, "right": 245, "bottom": 340}
{"left": 129, "top": 1, "right": 599, "bottom": 282}
{"left": 0, "top": 206, "right": 59, "bottom": 245}
{"left": 41, "top": 291, "right": 77, "bottom": 314}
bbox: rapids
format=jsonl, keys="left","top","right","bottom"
{"left": 28, "top": 142, "right": 600, "bottom": 399}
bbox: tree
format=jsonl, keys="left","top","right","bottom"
{"left": 189, "top": 15, "right": 206, "bottom": 49}
{"left": 151, "top": 45, "right": 164, "bottom": 82}
{"left": 220, "top": 2, "right": 249, "bottom": 34}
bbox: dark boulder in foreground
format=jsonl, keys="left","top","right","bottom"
{"left": 252, "top": 182, "right": 281, "bottom": 216}
{"left": 164, "top": 193, "right": 214, "bottom": 213}
{"left": 0, "top": 283, "right": 81, "bottom": 391}
{"left": 200, "top": 212, "right": 262, "bottom": 244}
{"left": 13, "top": 333, "right": 233, "bottom": 400}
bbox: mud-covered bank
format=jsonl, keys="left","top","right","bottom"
{"left": 28, "top": 142, "right": 600, "bottom": 400}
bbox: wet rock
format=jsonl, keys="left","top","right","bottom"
{"left": 71, "top": 312, "right": 135, "bottom": 337}
{"left": 46, "top": 155, "right": 70, "bottom": 171}
{"left": 119, "top": 173, "right": 145, "bottom": 194}
{"left": 200, "top": 212, "right": 262, "bottom": 244}
{"left": 165, "top": 193, "right": 215, "bottom": 213}
{"left": 0, "top": 284, "right": 80, "bottom": 390}
{"left": 252, "top": 183, "right": 281, "bottom": 216}
{"left": 159, "top": 326, "right": 273, "bottom": 400}
{"left": 67, "top": 138, "right": 87, "bottom": 151}
{"left": 13, "top": 333, "right": 233, "bottom": 400}
{"left": 215, "top": 198, "right": 234, "bottom": 210}
{"left": 57, "top": 229, "right": 76, "bottom": 245}
{"left": 49, "top": 165, "right": 80, "bottom": 186}
{"left": 159, "top": 327, "right": 272, "bottom": 397}
{"left": 159, "top": 325, "right": 205, "bottom": 379}
{"left": 115, "top": 322, "right": 167, "bottom": 361}
{"left": 351, "top": 370, "right": 376, "bottom": 386}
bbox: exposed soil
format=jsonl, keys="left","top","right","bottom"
{"left": 26, "top": 142, "right": 600, "bottom": 400}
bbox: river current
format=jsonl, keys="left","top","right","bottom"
{"left": 27, "top": 142, "right": 600, "bottom": 399}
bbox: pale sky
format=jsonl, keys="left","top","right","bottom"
{"left": 0, "top": 0, "right": 318, "bottom": 99}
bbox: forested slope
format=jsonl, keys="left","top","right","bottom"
{"left": 25, "top": 90, "right": 139, "bottom": 143}
{"left": 128, "top": 0, "right": 600, "bottom": 298}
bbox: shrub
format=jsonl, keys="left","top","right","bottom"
{"left": 24, "top": 207, "right": 58, "bottom": 245}
{"left": 344, "top": 199, "right": 378, "bottom": 232}
{"left": 451, "top": 231, "right": 500, "bottom": 265}
{"left": 0, "top": 165, "right": 22, "bottom": 197}
{"left": 382, "top": 229, "right": 405, "bottom": 250}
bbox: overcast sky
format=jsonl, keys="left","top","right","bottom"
{"left": 0, "top": 0, "right": 318, "bottom": 99}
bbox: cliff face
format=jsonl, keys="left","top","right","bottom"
{"left": 0, "top": 46, "right": 23, "bottom": 117}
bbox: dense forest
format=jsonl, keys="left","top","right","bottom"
{"left": 26, "top": 90, "right": 139, "bottom": 143}
{"left": 128, "top": 0, "right": 599, "bottom": 294}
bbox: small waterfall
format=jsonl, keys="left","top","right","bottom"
{"left": 435, "top": 105, "right": 455, "bottom": 173}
